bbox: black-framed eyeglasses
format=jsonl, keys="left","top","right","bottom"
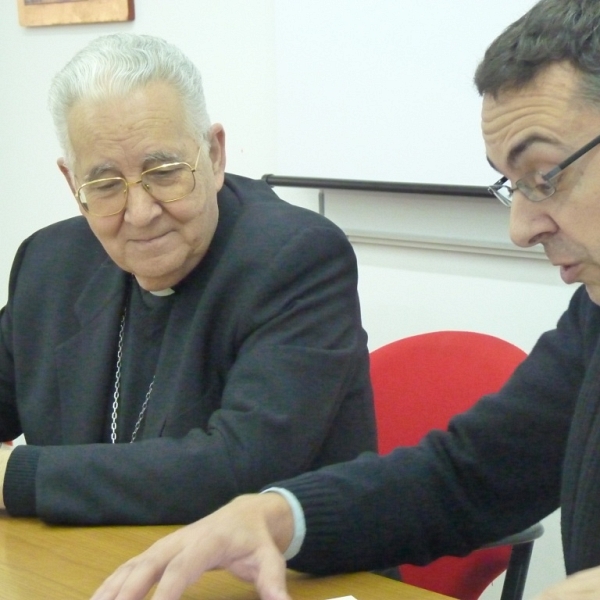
{"left": 488, "top": 132, "right": 600, "bottom": 207}
{"left": 76, "top": 148, "right": 201, "bottom": 217}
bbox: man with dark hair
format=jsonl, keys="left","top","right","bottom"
{"left": 92, "top": 1, "right": 600, "bottom": 598}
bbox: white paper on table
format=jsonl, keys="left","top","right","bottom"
{"left": 325, "top": 596, "right": 358, "bottom": 600}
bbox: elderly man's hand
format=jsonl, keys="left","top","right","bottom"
{"left": 533, "top": 567, "right": 600, "bottom": 599}
{"left": 90, "top": 493, "right": 295, "bottom": 600}
{"left": 0, "top": 442, "right": 14, "bottom": 509}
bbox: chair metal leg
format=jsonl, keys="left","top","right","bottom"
{"left": 499, "top": 541, "right": 534, "bottom": 600}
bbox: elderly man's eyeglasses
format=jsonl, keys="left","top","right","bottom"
{"left": 76, "top": 148, "right": 201, "bottom": 217}
{"left": 487, "top": 132, "right": 600, "bottom": 207}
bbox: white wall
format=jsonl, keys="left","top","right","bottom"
{"left": 0, "top": 2, "right": 577, "bottom": 598}
{"left": 273, "top": 0, "right": 538, "bottom": 185}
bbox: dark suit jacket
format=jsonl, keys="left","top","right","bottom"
{"left": 281, "top": 285, "right": 600, "bottom": 578}
{"left": 0, "top": 174, "right": 376, "bottom": 524}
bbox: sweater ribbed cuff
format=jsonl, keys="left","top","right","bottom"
{"left": 4, "top": 445, "right": 40, "bottom": 517}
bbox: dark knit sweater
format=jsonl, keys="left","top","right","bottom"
{"left": 276, "top": 285, "right": 598, "bottom": 576}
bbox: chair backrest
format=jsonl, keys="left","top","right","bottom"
{"left": 369, "top": 330, "right": 527, "bottom": 600}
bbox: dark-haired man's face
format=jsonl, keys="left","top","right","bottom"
{"left": 482, "top": 62, "right": 600, "bottom": 304}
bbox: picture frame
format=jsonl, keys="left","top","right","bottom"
{"left": 18, "top": 0, "right": 134, "bottom": 27}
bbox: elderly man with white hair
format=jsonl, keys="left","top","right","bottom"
{"left": 0, "top": 34, "right": 375, "bottom": 525}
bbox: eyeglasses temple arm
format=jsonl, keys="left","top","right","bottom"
{"left": 553, "top": 132, "right": 600, "bottom": 174}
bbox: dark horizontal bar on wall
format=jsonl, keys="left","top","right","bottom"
{"left": 261, "top": 174, "right": 491, "bottom": 199}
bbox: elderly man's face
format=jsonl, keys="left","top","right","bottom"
{"left": 59, "top": 81, "right": 225, "bottom": 291}
{"left": 482, "top": 62, "right": 600, "bottom": 304}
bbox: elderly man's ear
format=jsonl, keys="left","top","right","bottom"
{"left": 57, "top": 159, "right": 77, "bottom": 196}
{"left": 208, "top": 124, "right": 226, "bottom": 189}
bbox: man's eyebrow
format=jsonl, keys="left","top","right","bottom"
{"left": 507, "top": 134, "right": 564, "bottom": 169}
{"left": 87, "top": 163, "right": 118, "bottom": 181}
{"left": 486, "top": 134, "right": 563, "bottom": 175}
{"left": 85, "top": 152, "right": 183, "bottom": 180}
{"left": 143, "top": 151, "right": 182, "bottom": 167}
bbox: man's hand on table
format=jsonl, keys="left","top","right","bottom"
{"left": 0, "top": 442, "right": 13, "bottom": 509}
{"left": 83, "top": 479, "right": 600, "bottom": 600}
{"left": 90, "top": 493, "right": 295, "bottom": 600}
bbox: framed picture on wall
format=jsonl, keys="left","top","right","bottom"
{"left": 18, "top": 0, "right": 134, "bottom": 27}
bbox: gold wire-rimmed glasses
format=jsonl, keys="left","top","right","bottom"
{"left": 488, "top": 132, "right": 600, "bottom": 207}
{"left": 76, "top": 148, "right": 201, "bottom": 217}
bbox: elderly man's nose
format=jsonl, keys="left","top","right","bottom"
{"left": 123, "top": 183, "right": 161, "bottom": 225}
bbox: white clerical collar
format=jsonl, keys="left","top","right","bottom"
{"left": 149, "top": 288, "right": 175, "bottom": 297}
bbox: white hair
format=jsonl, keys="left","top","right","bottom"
{"left": 48, "top": 33, "right": 211, "bottom": 164}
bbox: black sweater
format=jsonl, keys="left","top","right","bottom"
{"left": 276, "top": 285, "right": 598, "bottom": 576}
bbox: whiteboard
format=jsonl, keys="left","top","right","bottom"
{"left": 274, "top": 1, "right": 538, "bottom": 186}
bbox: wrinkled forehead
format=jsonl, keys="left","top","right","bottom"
{"left": 480, "top": 63, "right": 587, "bottom": 168}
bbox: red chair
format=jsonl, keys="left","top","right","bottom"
{"left": 369, "top": 330, "right": 542, "bottom": 600}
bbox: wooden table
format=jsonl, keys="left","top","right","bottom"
{"left": 0, "top": 513, "right": 453, "bottom": 600}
